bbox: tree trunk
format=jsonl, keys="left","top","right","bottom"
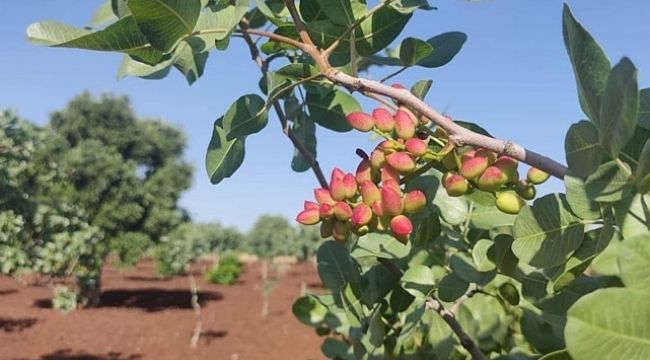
{"left": 188, "top": 264, "right": 202, "bottom": 348}
{"left": 77, "top": 273, "right": 101, "bottom": 308}
{"left": 261, "top": 260, "right": 269, "bottom": 318}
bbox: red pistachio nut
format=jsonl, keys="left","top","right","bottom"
{"left": 330, "top": 177, "right": 347, "bottom": 201}
{"left": 314, "top": 188, "right": 335, "bottom": 205}
{"left": 380, "top": 165, "right": 400, "bottom": 184}
{"left": 381, "top": 186, "right": 404, "bottom": 217}
{"left": 390, "top": 215, "right": 413, "bottom": 242}
{"left": 370, "top": 150, "right": 386, "bottom": 169}
{"left": 372, "top": 108, "right": 395, "bottom": 132}
{"left": 355, "top": 159, "right": 373, "bottom": 184}
{"left": 346, "top": 112, "right": 375, "bottom": 132}
{"left": 443, "top": 172, "right": 470, "bottom": 197}
{"left": 333, "top": 201, "right": 353, "bottom": 221}
{"left": 460, "top": 150, "right": 476, "bottom": 163}
{"left": 360, "top": 181, "right": 381, "bottom": 206}
{"left": 404, "top": 190, "right": 426, "bottom": 213}
{"left": 371, "top": 200, "right": 385, "bottom": 218}
{"left": 304, "top": 201, "right": 319, "bottom": 211}
{"left": 343, "top": 173, "right": 357, "bottom": 198}
{"left": 494, "top": 156, "right": 519, "bottom": 183}
{"left": 394, "top": 110, "right": 416, "bottom": 140}
{"left": 382, "top": 179, "right": 402, "bottom": 195}
{"left": 319, "top": 203, "right": 334, "bottom": 219}
{"left": 331, "top": 167, "right": 345, "bottom": 182}
{"left": 405, "top": 138, "right": 428, "bottom": 157}
{"left": 475, "top": 148, "right": 497, "bottom": 166}
{"left": 386, "top": 152, "right": 416, "bottom": 173}
{"left": 351, "top": 203, "right": 373, "bottom": 227}
{"left": 527, "top": 167, "right": 550, "bottom": 185}
{"left": 460, "top": 156, "right": 489, "bottom": 180}
{"left": 296, "top": 209, "right": 320, "bottom": 225}
{"left": 478, "top": 166, "right": 509, "bottom": 192}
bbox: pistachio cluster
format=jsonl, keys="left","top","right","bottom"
{"left": 296, "top": 107, "right": 429, "bottom": 243}
{"left": 297, "top": 99, "right": 551, "bottom": 242}
{"left": 442, "top": 150, "right": 550, "bottom": 214}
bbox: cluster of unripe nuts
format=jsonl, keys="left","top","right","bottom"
{"left": 441, "top": 149, "right": 549, "bottom": 214}
{"left": 296, "top": 96, "right": 550, "bottom": 243}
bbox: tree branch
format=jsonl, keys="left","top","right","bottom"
{"left": 325, "top": 71, "right": 568, "bottom": 179}
{"left": 283, "top": 0, "right": 331, "bottom": 71}
{"left": 426, "top": 298, "right": 488, "bottom": 360}
{"left": 239, "top": 21, "right": 329, "bottom": 189}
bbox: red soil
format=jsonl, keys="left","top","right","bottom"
{"left": 0, "top": 261, "right": 325, "bottom": 360}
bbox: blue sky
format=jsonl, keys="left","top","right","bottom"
{"left": 1, "top": 1, "right": 649, "bottom": 231}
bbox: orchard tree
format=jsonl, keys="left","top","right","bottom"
{"left": 0, "top": 110, "right": 101, "bottom": 288}
{"left": 28, "top": 1, "right": 650, "bottom": 359}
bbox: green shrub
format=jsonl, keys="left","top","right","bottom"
{"left": 205, "top": 255, "right": 242, "bottom": 285}
{"left": 52, "top": 285, "right": 77, "bottom": 313}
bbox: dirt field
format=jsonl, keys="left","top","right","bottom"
{"left": 0, "top": 260, "right": 325, "bottom": 360}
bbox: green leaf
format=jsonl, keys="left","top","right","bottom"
{"left": 487, "top": 234, "right": 519, "bottom": 277}
{"left": 188, "top": 0, "right": 249, "bottom": 51}
{"left": 551, "top": 225, "right": 614, "bottom": 292}
{"left": 111, "top": 0, "right": 130, "bottom": 18}
{"left": 400, "top": 265, "right": 436, "bottom": 299}
{"left": 437, "top": 273, "right": 469, "bottom": 302}
{"left": 512, "top": 194, "right": 584, "bottom": 268}
{"left": 355, "top": 7, "right": 411, "bottom": 57}
{"left": 221, "top": 95, "right": 268, "bottom": 140}
{"left": 90, "top": 1, "right": 117, "bottom": 27}
{"left": 291, "top": 113, "right": 317, "bottom": 173}
{"left": 352, "top": 233, "right": 411, "bottom": 259}
{"left": 585, "top": 161, "right": 631, "bottom": 202}
{"left": 498, "top": 282, "right": 520, "bottom": 306}
{"left": 413, "top": 213, "right": 441, "bottom": 248}
{"left": 117, "top": 55, "right": 173, "bottom": 80}
{"left": 276, "top": 63, "right": 320, "bottom": 80}
{"left": 639, "top": 88, "right": 650, "bottom": 130}
{"left": 317, "top": 241, "right": 360, "bottom": 293}
{"left": 171, "top": 42, "right": 208, "bottom": 84}
{"left": 321, "top": 338, "right": 354, "bottom": 359}
{"left": 417, "top": 32, "right": 467, "bottom": 68}
{"left": 399, "top": 37, "right": 433, "bottom": 66}
{"left": 306, "top": 89, "right": 359, "bottom": 132}
{"left": 540, "top": 349, "right": 573, "bottom": 360}
{"left": 265, "top": 71, "right": 294, "bottom": 105}
{"left": 472, "top": 239, "right": 497, "bottom": 272}
{"left": 389, "top": 0, "right": 435, "bottom": 14}
{"left": 565, "top": 288, "right": 650, "bottom": 360}
{"left": 611, "top": 190, "right": 648, "bottom": 243}
{"left": 360, "top": 265, "right": 398, "bottom": 307}
{"left": 599, "top": 57, "right": 639, "bottom": 158}
{"left": 564, "top": 173, "right": 601, "bottom": 220}
{"left": 317, "top": 0, "right": 367, "bottom": 26}
{"left": 292, "top": 295, "right": 328, "bottom": 326}
{"left": 562, "top": 4, "right": 611, "bottom": 125}
{"left": 127, "top": 0, "right": 201, "bottom": 52}
{"left": 635, "top": 139, "right": 650, "bottom": 193}
{"left": 27, "top": 17, "right": 165, "bottom": 65}
{"left": 564, "top": 120, "right": 604, "bottom": 179}
{"left": 470, "top": 204, "right": 517, "bottom": 230}
{"left": 205, "top": 122, "right": 246, "bottom": 184}
{"left": 450, "top": 253, "right": 496, "bottom": 285}
{"left": 618, "top": 232, "right": 650, "bottom": 290}
{"left": 410, "top": 80, "right": 433, "bottom": 100}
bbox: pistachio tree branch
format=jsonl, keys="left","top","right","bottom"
{"left": 239, "top": 20, "right": 329, "bottom": 189}
{"left": 426, "top": 298, "right": 488, "bottom": 360}
{"left": 325, "top": 70, "right": 568, "bottom": 179}
{"left": 246, "top": 9, "right": 568, "bottom": 179}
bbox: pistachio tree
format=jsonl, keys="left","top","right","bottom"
{"left": 27, "top": 1, "right": 650, "bottom": 359}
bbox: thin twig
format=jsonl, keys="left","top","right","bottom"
{"left": 239, "top": 21, "right": 329, "bottom": 189}
{"left": 426, "top": 298, "right": 488, "bottom": 360}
